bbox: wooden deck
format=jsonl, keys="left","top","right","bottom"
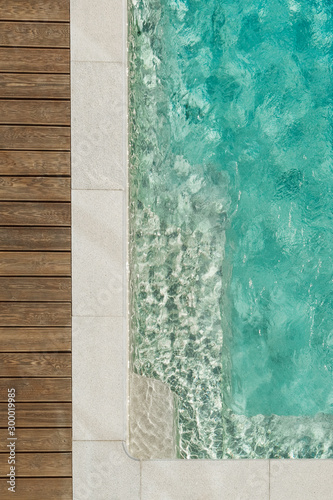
{"left": 0, "top": 1, "right": 71, "bottom": 498}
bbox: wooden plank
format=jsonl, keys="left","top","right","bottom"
{"left": 0, "top": 151, "right": 70, "bottom": 176}
{"left": 0, "top": 327, "right": 71, "bottom": 351}
{"left": 0, "top": 252, "right": 71, "bottom": 276}
{"left": 0, "top": 353, "right": 71, "bottom": 377}
{"left": 0, "top": 277, "right": 71, "bottom": 301}
{"left": 0, "top": 126, "right": 70, "bottom": 150}
{"left": 0, "top": 378, "right": 71, "bottom": 402}
{"left": 0, "top": 74, "right": 70, "bottom": 100}
{"left": 0, "top": 22, "right": 69, "bottom": 48}
{"left": 0, "top": 202, "right": 70, "bottom": 226}
{"left": 0, "top": 101, "right": 70, "bottom": 126}
{"left": 0, "top": 303, "right": 71, "bottom": 326}
{"left": 0, "top": 428, "right": 71, "bottom": 452}
{"left": 0, "top": 453, "right": 71, "bottom": 477}
{"left": 0, "top": 228, "right": 70, "bottom": 251}
{"left": 0, "top": 177, "right": 70, "bottom": 201}
{"left": 0, "top": 478, "right": 72, "bottom": 500}
{"left": 0, "top": 403, "right": 71, "bottom": 427}
{"left": 0, "top": 48, "right": 69, "bottom": 73}
{"left": 0, "top": 0, "right": 70, "bottom": 22}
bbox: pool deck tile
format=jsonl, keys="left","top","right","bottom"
{"left": 73, "top": 316, "right": 125, "bottom": 441}
{"left": 71, "top": 61, "right": 125, "bottom": 191}
{"left": 270, "top": 459, "right": 333, "bottom": 500}
{"left": 142, "top": 459, "right": 269, "bottom": 500}
{"left": 71, "top": 0, "right": 124, "bottom": 63}
{"left": 73, "top": 441, "right": 140, "bottom": 500}
{"left": 72, "top": 190, "right": 124, "bottom": 317}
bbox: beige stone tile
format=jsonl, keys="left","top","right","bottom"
{"left": 71, "top": 0, "right": 124, "bottom": 62}
{"left": 72, "top": 190, "right": 124, "bottom": 317}
{"left": 73, "top": 316, "right": 124, "bottom": 440}
{"left": 142, "top": 460, "right": 269, "bottom": 500}
{"left": 71, "top": 62, "right": 125, "bottom": 190}
{"left": 270, "top": 459, "right": 333, "bottom": 500}
{"left": 73, "top": 441, "right": 140, "bottom": 500}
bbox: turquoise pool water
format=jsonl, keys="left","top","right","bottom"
{"left": 129, "top": 0, "right": 333, "bottom": 458}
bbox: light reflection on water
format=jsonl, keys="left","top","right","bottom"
{"left": 129, "top": 0, "right": 333, "bottom": 458}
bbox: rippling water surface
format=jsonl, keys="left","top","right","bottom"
{"left": 129, "top": 0, "right": 333, "bottom": 458}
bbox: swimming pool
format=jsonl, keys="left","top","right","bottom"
{"left": 128, "top": 0, "right": 333, "bottom": 458}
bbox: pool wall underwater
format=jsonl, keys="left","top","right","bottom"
{"left": 71, "top": 0, "right": 333, "bottom": 498}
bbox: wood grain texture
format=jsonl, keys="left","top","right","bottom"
{"left": 0, "top": 252, "right": 71, "bottom": 276}
{"left": 0, "top": 177, "right": 70, "bottom": 201}
{"left": 0, "top": 74, "right": 70, "bottom": 99}
{"left": 0, "top": 327, "right": 71, "bottom": 351}
{"left": 0, "top": 48, "right": 69, "bottom": 73}
{"left": 0, "top": 0, "right": 69, "bottom": 22}
{"left": 0, "top": 403, "right": 71, "bottom": 427}
{"left": 0, "top": 151, "right": 70, "bottom": 175}
{"left": 0, "top": 303, "right": 71, "bottom": 326}
{"left": 0, "top": 202, "right": 70, "bottom": 226}
{"left": 0, "top": 100, "right": 70, "bottom": 125}
{"left": 0, "top": 0, "right": 72, "bottom": 485}
{"left": 0, "top": 126, "right": 70, "bottom": 150}
{"left": 0, "top": 453, "right": 71, "bottom": 477}
{"left": 0, "top": 428, "right": 71, "bottom": 452}
{"left": 0, "top": 478, "right": 72, "bottom": 500}
{"left": 0, "top": 353, "right": 71, "bottom": 377}
{"left": 0, "top": 378, "right": 71, "bottom": 401}
{"left": 0, "top": 22, "right": 69, "bottom": 48}
{"left": 0, "top": 277, "right": 71, "bottom": 301}
{"left": 0, "top": 228, "right": 70, "bottom": 251}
